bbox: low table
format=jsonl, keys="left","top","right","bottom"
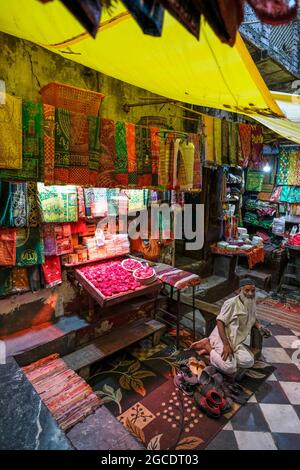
{"left": 211, "top": 244, "right": 265, "bottom": 270}
{"left": 153, "top": 264, "right": 201, "bottom": 349}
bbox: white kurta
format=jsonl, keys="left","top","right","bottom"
{"left": 208, "top": 295, "right": 256, "bottom": 375}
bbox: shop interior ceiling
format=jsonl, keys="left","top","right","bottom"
{"left": 0, "top": 0, "right": 283, "bottom": 119}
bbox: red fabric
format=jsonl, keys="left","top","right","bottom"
{"left": 238, "top": 123, "right": 252, "bottom": 168}
{"left": 42, "top": 256, "right": 62, "bottom": 287}
{"left": 250, "top": 125, "right": 263, "bottom": 169}
{"left": 289, "top": 233, "right": 300, "bottom": 246}
{"left": 247, "top": 0, "right": 297, "bottom": 25}
{"left": 0, "top": 228, "right": 16, "bottom": 266}
{"left": 150, "top": 127, "right": 160, "bottom": 177}
{"left": 126, "top": 122, "right": 137, "bottom": 173}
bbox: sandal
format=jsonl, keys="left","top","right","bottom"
{"left": 194, "top": 391, "right": 221, "bottom": 419}
{"left": 206, "top": 388, "right": 231, "bottom": 413}
{"left": 174, "top": 374, "right": 194, "bottom": 396}
{"left": 221, "top": 382, "right": 248, "bottom": 405}
{"left": 178, "top": 364, "right": 198, "bottom": 385}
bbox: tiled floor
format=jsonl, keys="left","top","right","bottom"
{"left": 207, "top": 325, "right": 300, "bottom": 450}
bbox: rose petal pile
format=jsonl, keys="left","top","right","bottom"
{"left": 133, "top": 266, "right": 156, "bottom": 280}
{"left": 121, "top": 258, "right": 142, "bottom": 272}
{"left": 80, "top": 260, "right": 141, "bottom": 297}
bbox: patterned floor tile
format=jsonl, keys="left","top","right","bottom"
{"left": 291, "top": 330, "right": 300, "bottom": 337}
{"left": 266, "top": 373, "right": 277, "bottom": 382}
{"left": 230, "top": 403, "right": 270, "bottom": 432}
{"left": 260, "top": 404, "right": 300, "bottom": 433}
{"left": 279, "top": 382, "right": 300, "bottom": 405}
{"left": 254, "top": 381, "right": 289, "bottom": 404}
{"left": 273, "top": 363, "right": 300, "bottom": 382}
{"left": 205, "top": 430, "right": 238, "bottom": 450}
{"left": 269, "top": 325, "right": 296, "bottom": 336}
{"left": 272, "top": 432, "right": 300, "bottom": 450}
{"left": 275, "top": 336, "right": 300, "bottom": 349}
{"left": 262, "top": 336, "right": 281, "bottom": 348}
{"left": 223, "top": 421, "right": 233, "bottom": 431}
{"left": 247, "top": 395, "right": 257, "bottom": 403}
{"left": 262, "top": 347, "right": 292, "bottom": 364}
{"left": 294, "top": 405, "right": 300, "bottom": 420}
{"left": 234, "top": 431, "right": 277, "bottom": 450}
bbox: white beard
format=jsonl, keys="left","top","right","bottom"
{"left": 240, "top": 292, "right": 256, "bottom": 316}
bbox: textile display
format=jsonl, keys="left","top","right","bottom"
{"left": 59, "top": 0, "right": 102, "bottom": 38}
{"left": 107, "top": 188, "right": 120, "bottom": 216}
{"left": 127, "top": 122, "right": 137, "bottom": 185}
{"left": 0, "top": 94, "right": 22, "bottom": 169}
{"left": 238, "top": 123, "right": 252, "bottom": 168}
{"left": 12, "top": 267, "right": 30, "bottom": 292}
{"left": 0, "top": 228, "right": 16, "bottom": 266}
{"left": 189, "top": 132, "right": 202, "bottom": 189}
{"left": 42, "top": 256, "right": 62, "bottom": 287}
{"left": 28, "top": 265, "right": 43, "bottom": 291}
{"left": 159, "top": 0, "right": 200, "bottom": 39}
{"left": 11, "top": 183, "right": 28, "bottom": 228}
{"left": 84, "top": 188, "right": 107, "bottom": 217}
{"left": 221, "top": 119, "right": 229, "bottom": 165}
{"left": 211, "top": 244, "right": 264, "bottom": 270}
{"left": 158, "top": 137, "right": 171, "bottom": 189}
{"left": 203, "top": 115, "right": 215, "bottom": 164}
{"left": 0, "top": 268, "right": 12, "bottom": 296}
{"left": 43, "top": 224, "right": 72, "bottom": 256}
{"left": 179, "top": 141, "right": 195, "bottom": 190}
{"left": 0, "top": 181, "right": 13, "bottom": 227}
{"left": 127, "top": 189, "right": 146, "bottom": 213}
{"left": 150, "top": 127, "right": 160, "bottom": 187}
{"left": 22, "top": 354, "right": 101, "bottom": 432}
{"left": 213, "top": 118, "right": 222, "bottom": 166}
{"left": 76, "top": 186, "right": 86, "bottom": 218}
{"left": 121, "top": 0, "right": 164, "bottom": 37}
{"left": 277, "top": 146, "right": 300, "bottom": 186}
{"left": 27, "top": 182, "right": 39, "bottom": 227}
{"left": 0, "top": 100, "right": 43, "bottom": 180}
{"left": 136, "top": 126, "right": 152, "bottom": 187}
{"left": 98, "top": 118, "right": 116, "bottom": 187}
{"left": 115, "top": 121, "right": 128, "bottom": 186}
{"left": 279, "top": 186, "right": 300, "bottom": 203}
{"left": 16, "top": 227, "right": 45, "bottom": 266}
{"left": 245, "top": 170, "right": 264, "bottom": 192}
{"left": 155, "top": 265, "right": 201, "bottom": 290}
{"left": 228, "top": 121, "right": 238, "bottom": 166}
{"left": 43, "top": 104, "right": 56, "bottom": 185}
{"left": 37, "top": 183, "right": 78, "bottom": 223}
{"left": 250, "top": 125, "right": 263, "bottom": 169}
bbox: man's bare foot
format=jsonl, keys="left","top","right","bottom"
{"left": 190, "top": 338, "right": 212, "bottom": 355}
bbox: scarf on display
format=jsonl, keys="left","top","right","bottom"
{"left": 126, "top": 122, "right": 137, "bottom": 186}
{"left": 213, "top": 118, "right": 222, "bottom": 166}
{"left": 179, "top": 140, "right": 195, "bottom": 190}
{"left": 250, "top": 125, "right": 263, "bottom": 169}
{"left": 238, "top": 123, "right": 252, "bottom": 168}
{"left": 0, "top": 94, "right": 22, "bottom": 170}
{"left": 0, "top": 228, "right": 16, "bottom": 266}
{"left": 43, "top": 104, "right": 56, "bottom": 185}
{"left": 189, "top": 132, "right": 202, "bottom": 189}
{"left": 203, "top": 115, "right": 215, "bottom": 164}
{"left": 159, "top": 0, "right": 200, "bottom": 39}
{"left": 0, "top": 100, "right": 43, "bottom": 181}
{"left": 37, "top": 183, "right": 78, "bottom": 223}
{"left": 279, "top": 186, "right": 300, "bottom": 204}
{"left": 27, "top": 182, "right": 40, "bottom": 227}
{"left": 87, "top": 115, "right": 101, "bottom": 186}
{"left": 228, "top": 121, "right": 238, "bottom": 166}
{"left": 12, "top": 267, "right": 30, "bottom": 292}
{"left": 11, "top": 183, "right": 28, "bottom": 228}
{"left": 121, "top": 0, "right": 165, "bottom": 36}
{"left": 42, "top": 256, "right": 62, "bottom": 288}
{"left": 98, "top": 118, "right": 117, "bottom": 187}
{"left": 136, "top": 126, "right": 152, "bottom": 187}
{"left": 221, "top": 119, "right": 229, "bottom": 165}
{"left": 245, "top": 170, "right": 265, "bottom": 192}
{"left": 16, "top": 227, "right": 45, "bottom": 266}
{"left": 0, "top": 268, "right": 12, "bottom": 296}
{"left": 247, "top": 0, "right": 297, "bottom": 25}
{"left": 150, "top": 127, "right": 160, "bottom": 187}
{"left": 277, "top": 147, "right": 300, "bottom": 186}
{"left": 115, "top": 121, "right": 128, "bottom": 186}
{"left": 158, "top": 138, "right": 170, "bottom": 189}
{"left": 77, "top": 186, "right": 86, "bottom": 218}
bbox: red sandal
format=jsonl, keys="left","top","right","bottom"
{"left": 194, "top": 391, "right": 221, "bottom": 419}
{"left": 206, "top": 388, "right": 231, "bottom": 413}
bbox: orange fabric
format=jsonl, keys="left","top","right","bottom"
{"left": 211, "top": 245, "right": 264, "bottom": 269}
{"left": 126, "top": 122, "right": 136, "bottom": 173}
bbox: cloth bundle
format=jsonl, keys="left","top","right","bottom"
{"left": 42, "top": 256, "right": 62, "bottom": 287}
{"left": 37, "top": 183, "right": 78, "bottom": 223}
{"left": 16, "top": 228, "right": 45, "bottom": 266}
{"left": 245, "top": 170, "right": 265, "bottom": 192}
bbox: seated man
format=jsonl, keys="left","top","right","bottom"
{"left": 191, "top": 278, "right": 270, "bottom": 376}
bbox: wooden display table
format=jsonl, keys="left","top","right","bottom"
{"left": 211, "top": 244, "right": 265, "bottom": 270}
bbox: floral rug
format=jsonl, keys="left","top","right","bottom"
{"left": 257, "top": 297, "right": 300, "bottom": 331}
{"left": 88, "top": 337, "right": 275, "bottom": 450}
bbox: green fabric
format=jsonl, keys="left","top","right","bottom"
{"left": 115, "top": 121, "right": 128, "bottom": 174}
{"left": 279, "top": 186, "right": 300, "bottom": 203}
{"left": 0, "top": 268, "right": 12, "bottom": 296}
{"left": 37, "top": 183, "right": 78, "bottom": 223}
{"left": 88, "top": 116, "right": 101, "bottom": 171}
{"left": 55, "top": 108, "right": 70, "bottom": 167}
{"left": 16, "top": 227, "right": 45, "bottom": 266}
{"left": 243, "top": 211, "right": 273, "bottom": 229}
{"left": 0, "top": 100, "right": 44, "bottom": 180}
{"left": 246, "top": 170, "right": 264, "bottom": 192}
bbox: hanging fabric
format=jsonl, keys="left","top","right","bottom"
{"left": 42, "top": 256, "right": 62, "bottom": 288}
{"left": 180, "top": 140, "right": 195, "bottom": 190}
{"left": 11, "top": 183, "right": 28, "bottom": 228}
{"left": 246, "top": 0, "right": 297, "bottom": 25}
{"left": 121, "top": 0, "right": 165, "bottom": 37}
{"left": 203, "top": 115, "right": 215, "bottom": 164}
{"left": 213, "top": 118, "right": 222, "bottom": 165}
{"left": 150, "top": 127, "right": 160, "bottom": 187}
{"left": 115, "top": 121, "right": 128, "bottom": 186}
{"left": 159, "top": 0, "right": 200, "bottom": 39}
{"left": 16, "top": 227, "right": 45, "bottom": 266}
{"left": 0, "top": 181, "right": 13, "bottom": 227}
{"left": 126, "top": 122, "right": 137, "bottom": 186}
{"left": 60, "top": 0, "right": 102, "bottom": 38}
{"left": 221, "top": 119, "right": 229, "bottom": 165}
{"left": 238, "top": 123, "right": 252, "bottom": 168}
{"left": 77, "top": 186, "right": 86, "bottom": 218}
{"left": 228, "top": 121, "right": 238, "bottom": 166}
{"left": 0, "top": 94, "right": 22, "bottom": 170}
{"left": 12, "top": 267, "right": 30, "bottom": 292}
{"left": 27, "top": 182, "right": 40, "bottom": 227}
{"left": 98, "top": 118, "right": 117, "bottom": 187}
{"left": 189, "top": 132, "right": 202, "bottom": 189}
{"left": 250, "top": 124, "right": 264, "bottom": 169}
{"left": 0, "top": 228, "right": 16, "bottom": 266}
{"left": 43, "top": 104, "right": 56, "bottom": 185}
{"left": 136, "top": 126, "right": 152, "bottom": 187}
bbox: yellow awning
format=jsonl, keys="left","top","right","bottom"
{"left": 0, "top": 0, "right": 283, "bottom": 117}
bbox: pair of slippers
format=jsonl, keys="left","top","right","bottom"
{"left": 194, "top": 388, "right": 231, "bottom": 419}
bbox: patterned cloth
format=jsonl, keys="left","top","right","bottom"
{"left": 189, "top": 133, "right": 202, "bottom": 189}
{"left": 42, "top": 256, "right": 62, "bottom": 288}
{"left": 228, "top": 121, "right": 238, "bottom": 166}
{"left": 221, "top": 119, "right": 229, "bottom": 165}
{"left": 84, "top": 188, "right": 108, "bottom": 217}
{"left": 127, "top": 122, "right": 137, "bottom": 185}
{"left": 43, "top": 104, "right": 56, "bottom": 185}
{"left": 16, "top": 228, "right": 45, "bottom": 266}
{"left": 0, "top": 228, "right": 16, "bottom": 266}
{"left": 27, "top": 182, "right": 39, "bottom": 227}
{"left": 136, "top": 126, "right": 152, "bottom": 188}
{"left": 203, "top": 115, "right": 215, "bottom": 164}
{"left": 11, "top": 183, "right": 28, "bottom": 227}
{"left": 115, "top": 121, "right": 128, "bottom": 186}
{"left": 12, "top": 267, "right": 30, "bottom": 292}
{"left": 0, "top": 100, "right": 43, "bottom": 180}
{"left": 245, "top": 170, "right": 264, "bottom": 192}
{"left": 277, "top": 146, "right": 300, "bottom": 186}
{"left": 160, "top": 0, "right": 200, "bottom": 38}
{"left": 213, "top": 118, "right": 222, "bottom": 165}
{"left": 155, "top": 265, "right": 201, "bottom": 290}
{"left": 121, "top": 0, "right": 164, "bottom": 36}
{"left": 211, "top": 245, "right": 264, "bottom": 270}
{"left": 238, "top": 123, "right": 252, "bottom": 168}
{"left": 37, "top": 183, "right": 78, "bottom": 223}
{"left": 279, "top": 186, "right": 300, "bottom": 203}
{"left": 0, "top": 94, "right": 22, "bottom": 169}
{"left": 250, "top": 125, "right": 263, "bottom": 169}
